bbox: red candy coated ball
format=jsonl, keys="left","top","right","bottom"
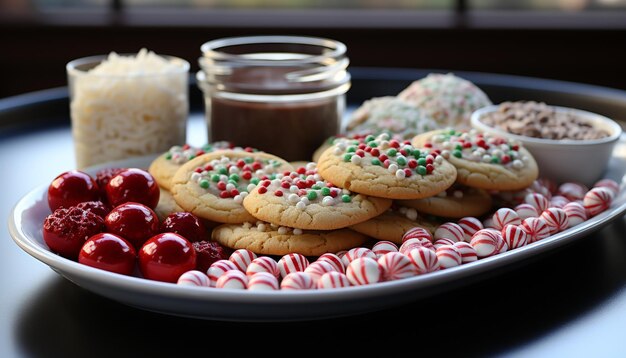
{"left": 139, "top": 233, "right": 196, "bottom": 283}
{"left": 160, "top": 212, "right": 207, "bottom": 243}
{"left": 48, "top": 170, "right": 100, "bottom": 211}
{"left": 105, "top": 168, "right": 160, "bottom": 209}
{"left": 79, "top": 233, "right": 137, "bottom": 275}
{"left": 43, "top": 206, "right": 105, "bottom": 259}
{"left": 105, "top": 202, "right": 159, "bottom": 249}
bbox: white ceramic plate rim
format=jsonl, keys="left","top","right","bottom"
{"left": 8, "top": 155, "right": 626, "bottom": 305}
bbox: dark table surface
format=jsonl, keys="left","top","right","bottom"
{"left": 3, "top": 69, "right": 626, "bottom": 357}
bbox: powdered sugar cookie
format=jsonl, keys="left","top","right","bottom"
{"left": 317, "top": 133, "right": 457, "bottom": 200}
{"left": 171, "top": 150, "right": 293, "bottom": 223}
{"left": 412, "top": 129, "right": 538, "bottom": 191}
{"left": 242, "top": 163, "right": 391, "bottom": 230}
{"left": 211, "top": 221, "right": 367, "bottom": 256}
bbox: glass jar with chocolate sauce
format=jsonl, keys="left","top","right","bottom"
{"left": 198, "top": 36, "right": 351, "bottom": 161}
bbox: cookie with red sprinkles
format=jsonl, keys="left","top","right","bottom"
{"left": 242, "top": 163, "right": 391, "bottom": 230}
{"left": 171, "top": 150, "right": 293, "bottom": 224}
{"left": 412, "top": 129, "right": 538, "bottom": 191}
{"left": 317, "top": 133, "right": 457, "bottom": 199}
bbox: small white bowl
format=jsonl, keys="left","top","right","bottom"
{"left": 471, "top": 104, "right": 622, "bottom": 187}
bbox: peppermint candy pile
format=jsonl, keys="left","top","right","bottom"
{"left": 254, "top": 163, "right": 354, "bottom": 209}
{"left": 189, "top": 155, "right": 285, "bottom": 202}
{"left": 335, "top": 133, "right": 446, "bottom": 179}
{"left": 425, "top": 129, "right": 529, "bottom": 169}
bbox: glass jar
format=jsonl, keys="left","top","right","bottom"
{"left": 198, "top": 36, "right": 351, "bottom": 161}
{"left": 67, "top": 51, "right": 189, "bottom": 168}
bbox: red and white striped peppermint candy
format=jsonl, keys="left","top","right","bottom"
{"left": 399, "top": 238, "right": 433, "bottom": 254}
{"left": 378, "top": 252, "right": 417, "bottom": 281}
{"left": 434, "top": 222, "right": 465, "bottom": 243}
{"left": 525, "top": 193, "right": 550, "bottom": 213}
{"left": 216, "top": 270, "right": 248, "bottom": 289}
{"left": 407, "top": 247, "right": 440, "bottom": 274}
{"left": 435, "top": 245, "right": 462, "bottom": 269}
{"left": 453, "top": 241, "right": 477, "bottom": 263}
{"left": 346, "top": 257, "right": 383, "bottom": 286}
{"left": 434, "top": 238, "right": 456, "bottom": 249}
{"left": 540, "top": 208, "right": 568, "bottom": 234}
{"left": 563, "top": 201, "right": 587, "bottom": 228}
{"left": 317, "top": 253, "right": 345, "bottom": 273}
{"left": 584, "top": 187, "right": 613, "bottom": 217}
{"left": 402, "top": 226, "right": 433, "bottom": 243}
{"left": 207, "top": 260, "right": 239, "bottom": 287}
{"left": 341, "top": 247, "right": 376, "bottom": 268}
{"left": 317, "top": 272, "right": 351, "bottom": 289}
{"left": 521, "top": 217, "right": 551, "bottom": 243}
{"left": 246, "top": 256, "right": 279, "bottom": 278}
{"left": 502, "top": 225, "right": 528, "bottom": 249}
{"left": 550, "top": 195, "right": 570, "bottom": 209}
{"left": 558, "top": 182, "right": 588, "bottom": 201}
{"left": 248, "top": 272, "right": 279, "bottom": 291}
{"left": 492, "top": 208, "right": 521, "bottom": 231}
{"left": 177, "top": 270, "right": 210, "bottom": 287}
{"left": 594, "top": 178, "right": 619, "bottom": 196}
{"left": 470, "top": 229, "right": 500, "bottom": 258}
{"left": 496, "top": 235, "right": 508, "bottom": 254}
{"left": 514, "top": 203, "right": 539, "bottom": 220}
{"left": 372, "top": 241, "right": 399, "bottom": 258}
{"left": 482, "top": 217, "right": 496, "bottom": 229}
{"left": 336, "top": 250, "right": 348, "bottom": 259}
{"left": 457, "top": 217, "right": 483, "bottom": 242}
{"left": 229, "top": 249, "right": 257, "bottom": 272}
{"left": 278, "top": 253, "right": 309, "bottom": 278}
{"left": 281, "top": 272, "right": 315, "bottom": 290}
{"left": 536, "top": 178, "right": 558, "bottom": 197}
{"left": 304, "top": 261, "right": 337, "bottom": 282}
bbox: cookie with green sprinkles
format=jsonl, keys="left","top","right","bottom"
{"left": 170, "top": 150, "right": 293, "bottom": 224}
{"left": 212, "top": 221, "right": 368, "bottom": 256}
{"left": 242, "top": 163, "right": 391, "bottom": 230}
{"left": 412, "top": 129, "right": 538, "bottom": 191}
{"left": 398, "top": 183, "right": 492, "bottom": 218}
{"left": 350, "top": 206, "right": 438, "bottom": 244}
{"left": 317, "top": 133, "right": 457, "bottom": 200}
{"left": 149, "top": 142, "right": 239, "bottom": 190}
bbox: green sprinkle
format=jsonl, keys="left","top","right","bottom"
{"left": 368, "top": 141, "right": 378, "bottom": 148}
{"left": 188, "top": 155, "right": 196, "bottom": 160}
{"left": 250, "top": 178, "right": 260, "bottom": 185}
{"left": 453, "top": 150, "right": 462, "bottom": 158}
{"left": 211, "top": 174, "right": 220, "bottom": 182}
{"left": 229, "top": 174, "right": 240, "bottom": 182}
{"left": 455, "top": 144, "right": 463, "bottom": 151}
{"left": 199, "top": 179, "right": 210, "bottom": 189}
{"left": 387, "top": 149, "right": 397, "bottom": 157}
{"left": 307, "top": 191, "right": 318, "bottom": 200}
{"left": 397, "top": 157, "right": 407, "bottom": 166}
{"left": 228, "top": 180, "right": 238, "bottom": 186}
{"left": 218, "top": 167, "right": 228, "bottom": 175}
{"left": 448, "top": 129, "right": 456, "bottom": 135}
{"left": 269, "top": 174, "right": 276, "bottom": 180}
{"left": 272, "top": 161, "right": 281, "bottom": 167}
{"left": 417, "top": 166, "right": 427, "bottom": 175}
{"left": 321, "top": 187, "right": 331, "bottom": 196}
{"left": 412, "top": 149, "right": 422, "bottom": 157}
{"left": 365, "top": 135, "right": 375, "bottom": 142}
{"left": 312, "top": 185, "right": 321, "bottom": 190}
{"left": 342, "top": 194, "right": 351, "bottom": 203}
{"left": 344, "top": 153, "right": 353, "bottom": 162}
{"left": 491, "top": 156, "right": 500, "bottom": 164}
{"left": 371, "top": 158, "right": 381, "bottom": 166}
{"left": 202, "top": 144, "right": 212, "bottom": 151}
{"left": 417, "top": 158, "right": 427, "bottom": 166}
{"left": 347, "top": 146, "right": 356, "bottom": 153}
{"left": 244, "top": 157, "right": 254, "bottom": 164}
{"left": 165, "top": 153, "right": 172, "bottom": 160}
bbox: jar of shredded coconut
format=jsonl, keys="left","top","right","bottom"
{"left": 67, "top": 49, "right": 189, "bottom": 168}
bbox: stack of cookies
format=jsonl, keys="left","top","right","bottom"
{"left": 149, "top": 129, "right": 539, "bottom": 257}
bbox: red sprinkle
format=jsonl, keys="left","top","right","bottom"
{"left": 244, "top": 147, "right": 254, "bottom": 152}
{"left": 296, "top": 180, "right": 307, "bottom": 189}
{"left": 358, "top": 143, "right": 366, "bottom": 150}
{"left": 404, "top": 169, "right": 412, "bottom": 177}
{"left": 383, "top": 159, "right": 391, "bottom": 168}
{"left": 400, "top": 149, "right": 407, "bottom": 156}
{"left": 356, "top": 150, "right": 365, "bottom": 158}
{"left": 230, "top": 189, "right": 239, "bottom": 196}
{"left": 195, "top": 168, "right": 203, "bottom": 173}
{"left": 424, "top": 142, "right": 433, "bottom": 148}
{"left": 258, "top": 186, "right": 267, "bottom": 194}
{"left": 329, "top": 190, "right": 338, "bottom": 198}
{"left": 501, "top": 155, "right": 511, "bottom": 164}
{"left": 182, "top": 144, "right": 190, "bottom": 150}
{"left": 463, "top": 142, "right": 472, "bottom": 148}
{"left": 252, "top": 162, "right": 262, "bottom": 170}
{"left": 306, "top": 179, "right": 315, "bottom": 187}
{"left": 389, "top": 140, "right": 400, "bottom": 148}
{"left": 262, "top": 180, "right": 271, "bottom": 187}
{"left": 512, "top": 145, "right": 519, "bottom": 151}
{"left": 217, "top": 182, "right": 226, "bottom": 190}
{"left": 236, "top": 160, "right": 245, "bottom": 168}
{"left": 426, "top": 157, "right": 434, "bottom": 164}
{"left": 219, "top": 191, "right": 230, "bottom": 198}
{"left": 379, "top": 154, "right": 388, "bottom": 162}
{"left": 196, "top": 150, "right": 205, "bottom": 156}
{"left": 204, "top": 164, "right": 213, "bottom": 171}
{"left": 408, "top": 159, "right": 418, "bottom": 168}
{"left": 275, "top": 190, "right": 283, "bottom": 197}
{"left": 371, "top": 148, "right": 380, "bottom": 157}
{"left": 242, "top": 171, "right": 252, "bottom": 180}
{"left": 260, "top": 175, "right": 269, "bottom": 180}
{"left": 281, "top": 182, "right": 290, "bottom": 189}
{"left": 426, "top": 164, "right": 434, "bottom": 173}
{"left": 365, "top": 146, "right": 372, "bottom": 153}
{"left": 403, "top": 140, "right": 411, "bottom": 145}
{"left": 297, "top": 167, "right": 306, "bottom": 175}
